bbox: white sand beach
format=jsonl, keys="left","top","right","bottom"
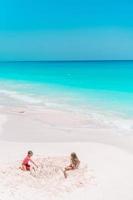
{"left": 0, "top": 106, "right": 133, "bottom": 200}
{"left": 1, "top": 0, "right": 133, "bottom": 198}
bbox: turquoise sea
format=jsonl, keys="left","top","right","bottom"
{"left": 0, "top": 61, "right": 133, "bottom": 131}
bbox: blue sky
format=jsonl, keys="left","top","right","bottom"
{"left": 0, "top": 0, "right": 133, "bottom": 60}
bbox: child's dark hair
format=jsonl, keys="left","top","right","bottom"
{"left": 28, "top": 150, "right": 33, "bottom": 155}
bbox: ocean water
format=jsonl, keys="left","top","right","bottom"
{"left": 0, "top": 61, "right": 133, "bottom": 131}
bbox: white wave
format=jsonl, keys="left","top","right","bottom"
{"left": 93, "top": 113, "right": 133, "bottom": 132}
{"left": 0, "top": 89, "right": 133, "bottom": 133}
{"left": 0, "top": 89, "right": 43, "bottom": 104}
{"left": 112, "top": 119, "right": 133, "bottom": 131}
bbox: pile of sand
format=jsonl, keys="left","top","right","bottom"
{"left": 0, "top": 156, "right": 93, "bottom": 200}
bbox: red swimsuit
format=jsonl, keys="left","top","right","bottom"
{"left": 22, "top": 156, "right": 31, "bottom": 171}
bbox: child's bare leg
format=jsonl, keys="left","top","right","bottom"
{"left": 19, "top": 164, "right": 26, "bottom": 171}
{"left": 63, "top": 166, "right": 73, "bottom": 178}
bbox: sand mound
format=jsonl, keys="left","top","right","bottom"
{"left": 0, "top": 156, "right": 93, "bottom": 200}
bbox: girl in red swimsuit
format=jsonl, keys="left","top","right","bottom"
{"left": 64, "top": 152, "right": 80, "bottom": 178}
{"left": 20, "top": 151, "right": 38, "bottom": 171}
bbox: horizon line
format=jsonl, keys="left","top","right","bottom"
{"left": 0, "top": 59, "right": 133, "bottom": 63}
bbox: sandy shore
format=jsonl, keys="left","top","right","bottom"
{"left": 1, "top": 106, "right": 133, "bottom": 153}
{"left": 0, "top": 106, "right": 133, "bottom": 199}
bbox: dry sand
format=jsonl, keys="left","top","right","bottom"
{"left": 0, "top": 107, "right": 133, "bottom": 200}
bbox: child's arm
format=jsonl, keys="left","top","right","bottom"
{"left": 30, "top": 159, "right": 38, "bottom": 168}
{"left": 75, "top": 160, "right": 80, "bottom": 169}
{"left": 70, "top": 160, "right": 80, "bottom": 169}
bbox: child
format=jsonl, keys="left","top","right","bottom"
{"left": 64, "top": 152, "right": 80, "bottom": 178}
{"left": 20, "top": 150, "right": 38, "bottom": 171}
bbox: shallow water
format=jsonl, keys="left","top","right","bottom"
{"left": 0, "top": 61, "right": 133, "bottom": 132}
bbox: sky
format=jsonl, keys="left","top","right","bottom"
{"left": 0, "top": 0, "right": 133, "bottom": 61}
